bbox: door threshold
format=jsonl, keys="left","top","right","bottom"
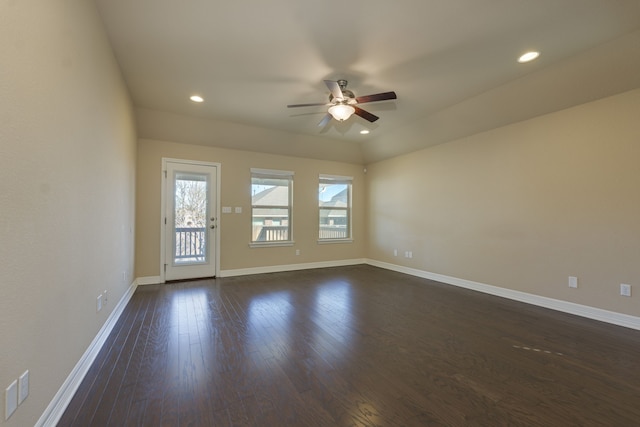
{"left": 165, "top": 276, "right": 216, "bottom": 284}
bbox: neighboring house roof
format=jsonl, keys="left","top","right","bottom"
{"left": 252, "top": 186, "right": 288, "bottom": 206}
{"left": 320, "top": 188, "right": 348, "bottom": 219}
{"left": 252, "top": 186, "right": 348, "bottom": 218}
{"left": 252, "top": 186, "right": 289, "bottom": 218}
{"left": 320, "top": 188, "right": 348, "bottom": 208}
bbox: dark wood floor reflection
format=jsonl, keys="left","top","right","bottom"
{"left": 58, "top": 265, "right": 640, "bottom": 426}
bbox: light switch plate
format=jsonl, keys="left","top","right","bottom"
{"left": 18, "top": 371, "right": 28, "bottom": 405}
{"left": 222, "top": 206, "right": 232, "bottom": 213}
{"left": 5, "top": 380, "right": 17, "bottom": 420}
{"left": 235, "top": 207, "right": 242, "bottom": 214}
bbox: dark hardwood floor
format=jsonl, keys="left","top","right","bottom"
{"left": 58, "top": 265, "right": 640, "bottom": 426}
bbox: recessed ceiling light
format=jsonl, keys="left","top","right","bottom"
{"left": 360, "top": 130, "right": 370, "bottom": 135}
{"left": 190, "top": 95, "right": 204, "bottom": 103}
{"left": 518, "top": 51, "right": 540, "bottom": 63}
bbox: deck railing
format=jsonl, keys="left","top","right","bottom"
{"left": 175, "top": 227, "right": 206, "bottom": 261}
{"left": 253, "top": 225, "right": 288, "bottom": 242}
{"left": 251, "top": 225, "right": 347, "bottom": 241}
{"left": 319, "top": 226, "right": 348, "bottom": 239}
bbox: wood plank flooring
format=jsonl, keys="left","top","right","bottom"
{"left": 58, "top": 265, "right": 640, "bottom": 426}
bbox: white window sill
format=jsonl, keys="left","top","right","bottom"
{"left": 317, "top": 238, "right": 353, "bottom": 245}
{"left": 249, "top": 241, "right": 295, "bottom": 248}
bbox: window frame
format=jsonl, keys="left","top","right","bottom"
{"left": 318, "top": 174, "right": 353, "bottom": 244}
{"left": 250, "top": 168, "right": 294, "bottom": 247}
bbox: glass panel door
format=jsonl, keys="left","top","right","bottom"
{"left": 173, "top": 172, "right": 208, "bottom": 265}
{"left": 164, "top": 161, "right": 218, "bottom": 281}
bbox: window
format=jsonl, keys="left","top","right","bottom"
{"left": 251, "top": 168, "right": 293, "bottom": 245}
{"left": 319, "top": 174, "right": 352, "bottom": 241}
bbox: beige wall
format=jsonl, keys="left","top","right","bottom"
{"left": 136, "top": 107, "right": 365, "bottom": 164}
{"left": 0, "top": 1, "right": 136, "bottom": 426}
{"left": 136, "top": 139, "right": 366, "bottom": 277}
{"left": 367, "top": 89, "right": 640, "bottom": 317}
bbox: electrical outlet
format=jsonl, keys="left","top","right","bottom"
{"left": 5, "top": 380, "right": 17, "bottom": 420}
{"left": 393, "top": 249, "right": 398, "bottom": 256}
{"left": 97, "top": 294, "right": 103, "bottom": 312}
{"left": 408, "top": 251, "right": 413, "bottom": 259}
{"left": 18, "top": 371, "right": 28, "bottom": 405}
{"left": 103, "top": 290, "right": 108, "bottom": 304}
{"left": 620, "top": 284, "right": 632, "bottom": 297}
{"left": 568, "top": 276, "right": 578, "bottom": 288}
{"left": 295, "top": 249, "right": 300, "bottom": 256}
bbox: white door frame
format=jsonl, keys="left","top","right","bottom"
{"left": 160, "top": 158, "right": 221, "bottom": 282}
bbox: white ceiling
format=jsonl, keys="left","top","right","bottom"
{"left": 95, "top": 0, "right": 640, "bottom": 163}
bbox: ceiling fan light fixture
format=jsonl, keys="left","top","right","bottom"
{"left": 328, "top": 104, "right": 355, "bottom": 121}
{"left": 518, "top": 51, "right": 540, "bottom": 63}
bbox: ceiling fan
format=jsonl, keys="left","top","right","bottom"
{"left": 287, "top": 79, "right": 397, "bottom": 127}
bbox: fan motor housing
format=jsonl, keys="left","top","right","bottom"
{"left": 330, "top": 89, "right": 356, "bottom": 104}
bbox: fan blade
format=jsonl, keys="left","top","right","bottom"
{"left": 354, "top": 106, "right": 379, "bottom": 123}
{"left": 318, "top": 113, "right": 332, "bottom": 127}
{"left": 287, "top": 102, "right": 330, "bottom": 108}
{"left": 324, "top": 80, "right": 344, "bottom": 100}
{"left": 355, "top": 91, "right": 397, "bottom": 104}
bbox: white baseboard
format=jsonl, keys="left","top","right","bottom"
{"left": 220, "top": 258, "right": 367, "bottom": 277}
{"left": 136, "top": 276, "right": 161, "bottom": 286}
{"left": 36, "top": 280, "right": 138, "bottom": 427}
{"left": 366, "top": 259, "right": 640, "bottom": 331}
